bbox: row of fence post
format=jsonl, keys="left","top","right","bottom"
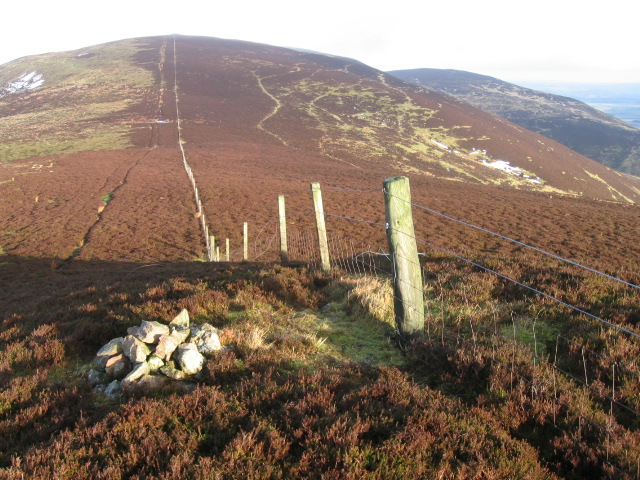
{"left": 207, "top": 176, "right": 424, "bottom": 340}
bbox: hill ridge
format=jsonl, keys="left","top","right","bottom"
{"left": 389, "top": 67, "right": 640, "bottom": 176}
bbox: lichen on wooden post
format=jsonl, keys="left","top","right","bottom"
{"left": 383, "top": 176, "right": 424, "bottom": 340}
{"left": 311, "top": 182, "right": 330, "bottom": 272}
{"left": 278, "top": 194, "right": 288, "bottom": 264}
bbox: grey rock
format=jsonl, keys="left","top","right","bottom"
{"left": 136, "top": 374, "right": 170, "bottom": 391}
{"left": 93, "top": 384, "right": 106, "bottom": 394}
{"left": 127, "top": 326, "right": 139, "bottom": 336}
{"left": 122, "top": 335, "right": 152, "bottom": 363}
{"left": 169, "top": 324, "right": 190, "bottom": 343}
{"left": 175, "top": 343, "right": 204, "bottom": 375}
{"left": 134, "top": 321, "right": 170, "bottom": 344}
{"left": 121, "top": 361, "right": 150, "bottom": 388}
{"left": 93, "top": 353, "right": 115, "bottom": 372}
{"left": 87, "top": 368, "right": 109, "bottom": 385}
{"left": 147, "top": 355, "right": 165, "bottom": 374}
{"left": 103, "top": 380, "right": 122, "bottom": 399}
{"left": 155, "top": 334, "right": 182, "bottom": 361}
{"left": 105, "top": 354, "right": 131, "bottom": 379}
{"left": 170, "top": 309, "right": 190, "bottom": 327}
{"left": 96, "top": 337, "right": 123, "bottom": 357}
{"left": 160, "top": 363, "right": 188, "bottom": 380}
{"left": 190, "top": 323, "right": 222, "bottom": 356}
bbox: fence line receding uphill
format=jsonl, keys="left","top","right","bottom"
{"left": 172, "top": 36, "right": 214, "bottom": 261}
{"left": 168, "top": 41, "right": 640, "bottom": 471}
{"left": 208, "top": 175, "right": 640, "bottom": 478}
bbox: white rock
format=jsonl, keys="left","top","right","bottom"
{"left": 170, "top": 309, "right": 190, "bottom": 327}
{"left": 175, "top": 343, "right": 204, "bottom": 375}
{"left": 122, "top": 335, "right": 152, "bottom": 363}
{"left": 121, "top": 362, "right": 150, "bottom": 388}
{"left": 134, "top": 321, "right": 170, "bottom": 344}
{"left": 147, "top": 355, "right": 165, "bottom": 373}
{"left": 190, "top": 323, "right": 222, "bottom": 356}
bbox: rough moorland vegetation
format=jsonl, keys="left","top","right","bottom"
{"left": 1, "top": 251, "right": 639, "bottom": 479}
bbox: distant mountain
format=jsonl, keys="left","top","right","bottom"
{"left": 389, "top": 68, "right": 640, "bottom": 176}
{"left": 522, "top": 82, "right": 640, "bottom": 129}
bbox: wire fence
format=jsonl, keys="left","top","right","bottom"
{"left": 200, "top": 179, "right": 640, "bottom": 478}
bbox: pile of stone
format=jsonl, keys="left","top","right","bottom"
{"left": 88, "top": 309, "right": 223, "bottom": 398}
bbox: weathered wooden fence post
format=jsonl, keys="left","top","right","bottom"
{"left": 226, "top": 238, "right": 230, "bottom": 262}
{"left": 243, "top": 222, "right": 248, "bottom": 261}
{"left": 278, "top": 194, "right": 288, "bottom": 264}
{"left": 383, "top": 176, "right": 424, "bottom": 340}
{"left": 209, "top": 235, "right": 215, "bottom": 262}
{"left": 311, "top": 182, "right": 331, "bottom": 272}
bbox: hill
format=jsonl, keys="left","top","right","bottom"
{"left": 389, "top": 68, "right": 640, "bottom": 176}
{"left": 1, "top": 35, "right": 640, "bottom": 479}
{"left": 2, "top": 35, "right": 640, "bottom": 265}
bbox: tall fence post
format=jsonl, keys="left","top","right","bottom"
{"left": 383, "top": 176, "right": 424, "bottom": 340}
{"left": 278, "top": 194, "right": 288, "bottom": 264}
{"left": 226, "top": 238, "right": 230, "bottom": 262}
{"left": 209, "top": 235, "right": 215, "bottom": 262}
{"left": 311, "top": 182, "right": 331, "bottom": 272}
{"left": 243, "top": 222, "right": 248, "bottom": 261}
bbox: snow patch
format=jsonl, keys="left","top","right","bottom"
{"left": 0, "top": 71, "right": 45, "bottom": 98}
{"left": 431, "top": 139, "right": 449, "bottom": 150}
{"left": 482, "top": 159, "right": 523, "bottom": 175}
{"left": 481, "top": 159, "right": 544, "bottom": 184}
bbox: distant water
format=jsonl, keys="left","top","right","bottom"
{"left": 520, "top": 82, "right": 640, "bottom": 130}
{"left": 585, "top": 102, "right": 640, "bottom": 129}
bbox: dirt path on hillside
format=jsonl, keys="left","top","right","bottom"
{"left": 59, "top": 150, "right": 151, "bottom": 266}
{"left": 252, "top": 68, "right": 293, "bottom": 147}
{"left": 75, "top": 147, "right": 203, "bottom": 262}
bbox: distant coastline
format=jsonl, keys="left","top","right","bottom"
{"left": 520, "top": 82, "right": 640, "bottom": 129}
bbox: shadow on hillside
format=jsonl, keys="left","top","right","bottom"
{"left": 0, "top": 254, "right": 305, "bottom": 357}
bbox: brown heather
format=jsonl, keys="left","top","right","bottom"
{"left": 2, "top": 35, "right": 640, "bottom": 479}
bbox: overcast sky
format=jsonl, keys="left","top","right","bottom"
{"left": 1, "top": 0, "right": 637, "bottom": 86}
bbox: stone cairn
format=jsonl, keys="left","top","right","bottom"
{"left": 88, "top": 309, "right": 223, "bottom": 398}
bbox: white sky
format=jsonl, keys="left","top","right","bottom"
{"left": 0, "top": 0, "right": 637, "bottom": 85}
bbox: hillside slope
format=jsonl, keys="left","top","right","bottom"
{"left": 2, "top": 36, "right": 640, "bottom": 479}
{"left": 1, "top": 35, "right": 640, "bottom": 266}
{"left": 389, "top": 68, "right": 640, "bottom": 176}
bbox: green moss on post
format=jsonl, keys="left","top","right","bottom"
{"left": 383, "top": 176, "right": 424, "bottom": 340}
